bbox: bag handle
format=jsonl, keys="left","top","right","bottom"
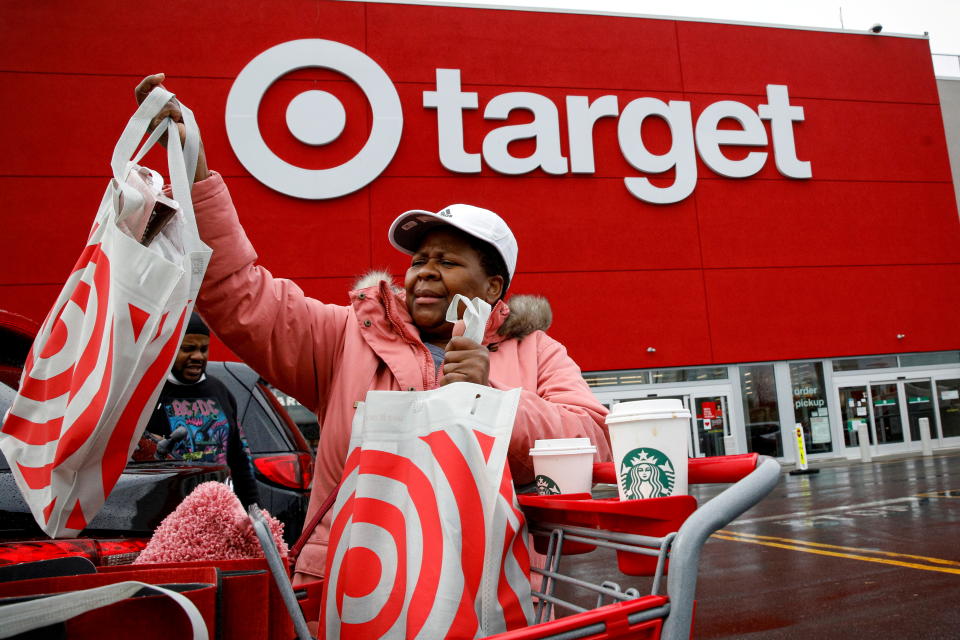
{"left": 0, "top": 580, "right": 208, "bottom": 640}
{"left": 107, "top": 87, "right": 204, "bottom": 256}
{"left": 110, "top": 85, "right": 200, "bottom": 189}
{"left": 290, "top": 479, "right": 342, "bottom": 565}
{"left": 110, "top": 87, "right": 176, "bottom": 181}
{"left": 163, "top": 100, "right": 204, "bottom": 256}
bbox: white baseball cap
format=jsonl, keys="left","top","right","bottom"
{"left": 388, "top": 204, "right": 518, "bottom": 283}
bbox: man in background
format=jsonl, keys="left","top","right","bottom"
{"left": 145, "top": 312, "right": 259, "bottom": 508}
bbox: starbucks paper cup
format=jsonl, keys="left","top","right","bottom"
{"left": 605, "top": 399, "right": 691, "bottom": 500}
{"left": 529, "top": 438, "right": 597, "bottom": 495}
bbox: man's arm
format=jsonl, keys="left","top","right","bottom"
{"left": 227, "top": 420, "right": 260, "bottom": 509}
{"left": 217, "top": 381, "right": 258, "bottom": 509}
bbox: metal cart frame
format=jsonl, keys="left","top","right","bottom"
{"left": 494, "top": 453, "right": 781, "bottom": 639}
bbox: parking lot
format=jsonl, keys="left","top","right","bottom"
{"left": 692, "top": 451, "right": 960, "bottom": 638}
{"left": 564, "top": 451, "right": 960, "bottom": 639}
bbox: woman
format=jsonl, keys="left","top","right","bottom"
{"left": 134, "top": 74, "right": 611, "bottom": 585}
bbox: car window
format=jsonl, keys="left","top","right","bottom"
{"left": 0, "top": 382, "right": 13, "bottom": 471}
{"left": 0, "top": 382, "right": 13, "bottom": 419}
{"left": 238, "top": 385, "right": 295, "bottom": 453}
{"left": 267, "top": 386, "right": 320, "bottom": 450}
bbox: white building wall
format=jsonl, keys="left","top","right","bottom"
{"left": 937, "top": 77, "right": 960, "bottom": 215}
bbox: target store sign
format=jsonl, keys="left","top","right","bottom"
{"left": 226, "top": 39, "right": 812, "bottom": 204}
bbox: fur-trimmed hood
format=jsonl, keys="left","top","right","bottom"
{"left": 352, "top": 270, "right": 551, "bottom": 341}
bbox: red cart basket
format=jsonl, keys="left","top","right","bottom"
{"left": 0, "top": 454, "right": 777, "bottom": 639}
{"left": 485, "top": 453, "right": 781, "bottom": 640}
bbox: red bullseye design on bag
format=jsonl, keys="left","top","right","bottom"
{"left": 321, "top": 418, "right": 532, "bottom": 638}
{"left": 1, "top": 244, "right": 114, "bottom": 530}
{"left": 1, "top": 234, "right": 191, "bottom": 535}
{"left": 325, "top": 449, "right": 444, "bottom": 639}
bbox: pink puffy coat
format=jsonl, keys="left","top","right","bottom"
{"left": 190, "top": 173, "right": 612, "bottom": 582}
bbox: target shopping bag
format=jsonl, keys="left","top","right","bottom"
{"left": 322, "top": 382, "right": 535, "bottom": 639}
{"left": 0, "top": 87, "right": 210, "bottom": 537}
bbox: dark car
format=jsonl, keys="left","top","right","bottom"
{"left": 205, "top": 360, "right": 314, "bottom": 544}
{"left": 0, "top": 312, "right": 314, "bottom": 564}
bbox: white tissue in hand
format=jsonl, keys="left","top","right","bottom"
{"left": 445, "top": 294, "right": 491, "bottom": 344}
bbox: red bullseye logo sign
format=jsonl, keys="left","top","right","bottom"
{"left": 226, "top": 39, "right": 404, "bottom": 200}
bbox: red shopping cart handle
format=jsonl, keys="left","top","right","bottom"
{"left": 593, "top": 453, "right": 759, "bottom": 485}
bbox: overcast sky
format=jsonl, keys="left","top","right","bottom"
{"left": 430, "top": 0, "right": 960, "bottom": 75}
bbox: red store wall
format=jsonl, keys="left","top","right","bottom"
{"left": 1, "top": 1, "right": 958, "bottom": 371}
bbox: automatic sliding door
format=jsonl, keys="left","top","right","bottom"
{"left": 871, "top": 383, "right": 905, "bottom": 445}
{"left": 937, "top": 379, "right": 960, "bottom": 438}
{"left": 693, "top": 396, "right": 727, "bottom": 457}
{"left": 840, "top": 386, "right": 872, "bottom": 447}
{"left": 905, "top": 380, "right": 935, "bottom": 442}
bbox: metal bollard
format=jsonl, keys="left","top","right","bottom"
{"left": 918, "top": 417, "right": 933, "bottom": 456}
{"left": 857, "top": 422, "right": 872, "bottom": 463}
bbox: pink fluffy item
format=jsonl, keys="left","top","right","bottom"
{"left": 134, "top": 481, "right": 289, "bottom": 563}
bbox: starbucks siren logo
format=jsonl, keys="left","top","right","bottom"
{"left": 535, "top": 475, "right": 562, "bottom": 496}
{"left": 620, "top": 447, "right": 675, "bottom": 499}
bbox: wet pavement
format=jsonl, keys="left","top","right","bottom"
{"left": 559, "top": 450, "right": 960, "bottom": 639}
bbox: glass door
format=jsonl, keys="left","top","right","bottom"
{"left": 840, "top": 386, "right": 872, "bottom": 447}
{"left": 871, "top": 382, "right": 905, "bottom": 446}
{"left": 904, "top": 380, "right": 936, "bottom": 445}
{"left": 692, "top": 395, "right": 728, "bottom": 458}
{"left": 608, "top": 394, "right": 695, "bottom": 458}
{"left": 601, "top": 385, "right": 737, "bottom": 459}
{"left": 936, "top": 379, "right": 960, "bottom": 440}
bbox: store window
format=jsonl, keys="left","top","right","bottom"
{"left": 832, "top": 351, "right": 960, "bottom": 372}
{"left": 900, "top": 352, "right": 960, "bottom": 367}
{"left": 832, "top": 355, "right": 898, "bottom": 371}
{"left": 583, "top": 371, "right": 650, "bottom": 387}
{"left": 583, "top": 365, "right": 727, "bottom": 388}
{"left": 740, "top": 364, "right": 782, "bottom": 457}
{"left": 650, "top": 367, "right": 727, "bottom": 383}
{"left": 789, "top": 362, "right": 833, "bottom": 453}
{"left": 937, "top": 379, "right": 960, "bottom": 438}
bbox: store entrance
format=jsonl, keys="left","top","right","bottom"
{"left": 838, "top": 378, "right": 937, "bottom": 455}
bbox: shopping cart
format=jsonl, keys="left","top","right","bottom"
{"left": 257, "top": 453, "right": 779, "bottom": 640}
{"left": 487, "top": 453, "right": 781, "bottom": 640}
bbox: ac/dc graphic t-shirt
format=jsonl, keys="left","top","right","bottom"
{"left": 146, "top": 375, "right": 259, "bottom": 508}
